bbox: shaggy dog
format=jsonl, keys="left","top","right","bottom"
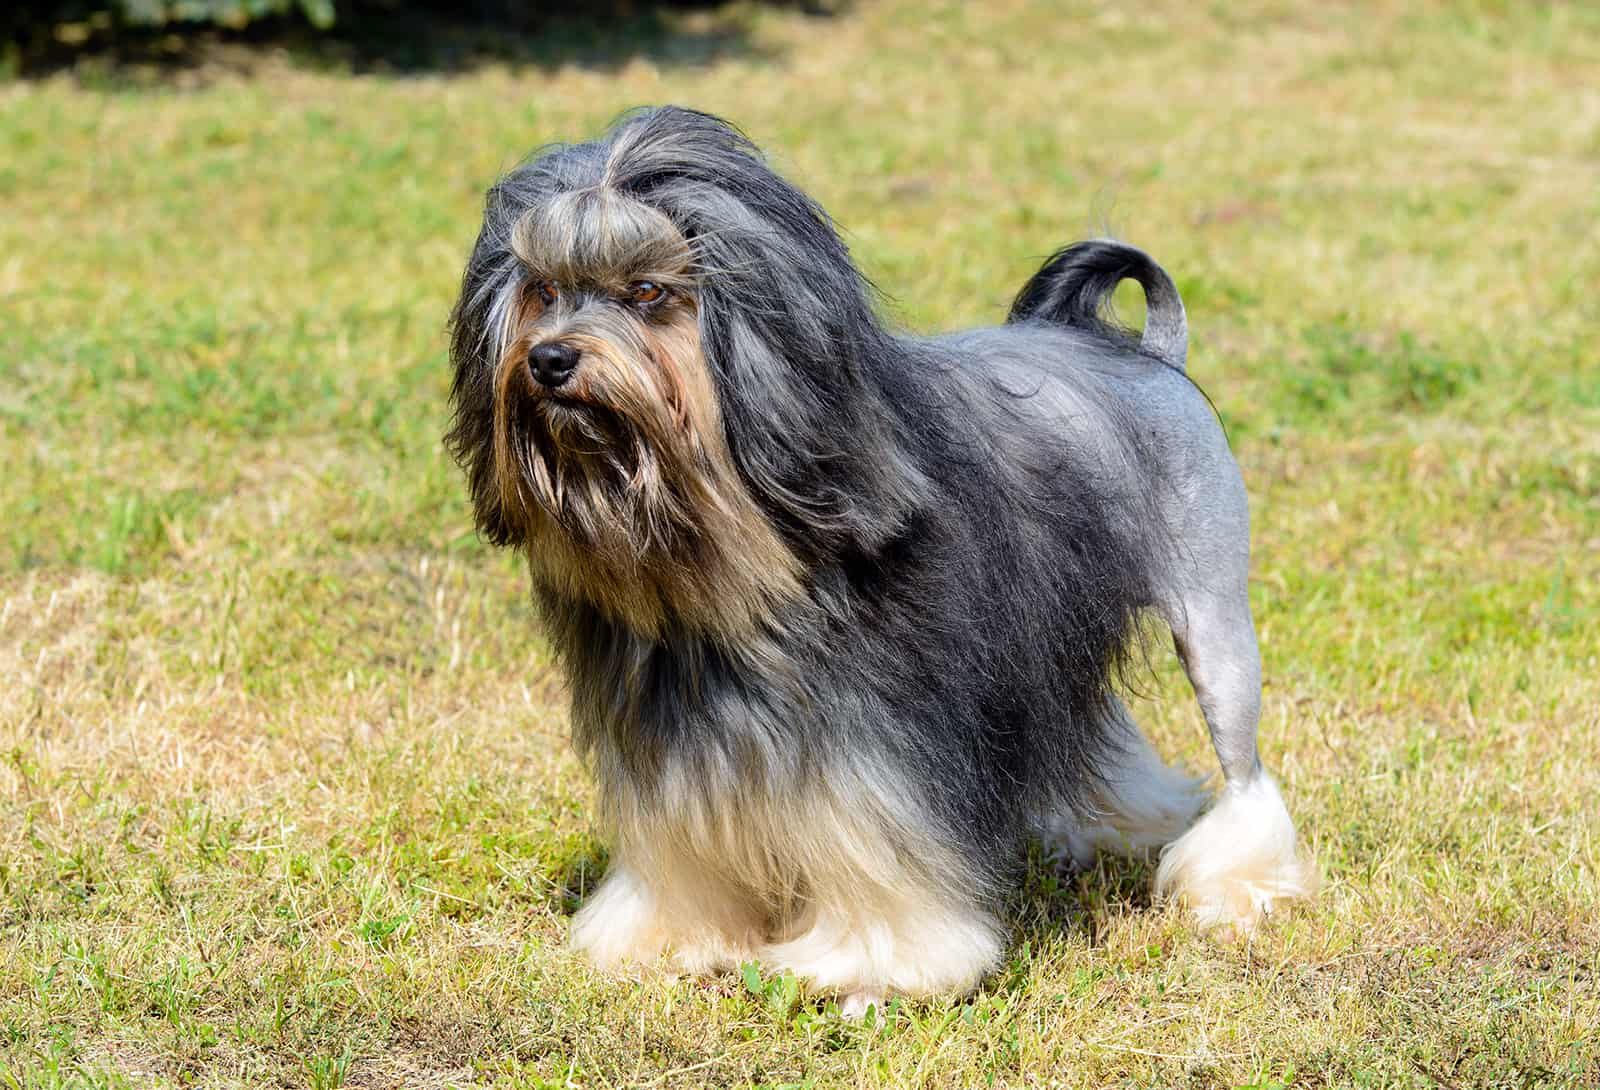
{"left": 446, "top": 106, "right": 1312, "bottom": 1015}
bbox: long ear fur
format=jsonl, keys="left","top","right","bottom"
{"left": 600, "top": 107, "right": 933, "bottom": 562}
{"left": 445, "top": 220, "right": 519, "bottom": 546}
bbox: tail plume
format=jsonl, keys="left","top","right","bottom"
{"left": 1007, "top": 239, "right": 1188, "bottom": 371}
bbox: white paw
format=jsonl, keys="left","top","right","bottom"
{"left": 1038, "top": 704, "right": 1208, "bottom": 869}
{"left": 840, "top": 991, "right": 884, "bottom": 1020}
{"left": 1155, "top": 774, "right": 1315, "bottom": 934}
{"left": 760, "top": 901, "right": 1001, "bottom": 1004}
{"left": 569, "top": 866, "right": 667, "bottom": 968}
{"left": 666, "top": 935, "right": 758, "bottom": 977}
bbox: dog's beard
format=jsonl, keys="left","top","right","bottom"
{"left": 491, "top": 324, "right": 801, "bottom": 638}
{"left": 513, "top": 390, "right": 693, "bottom": 563}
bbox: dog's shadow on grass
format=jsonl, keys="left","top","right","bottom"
{"left": 1017, "top": 848, "right": 1161, "bottom": 936}
{"left": 992, "top": 848, "right": 1164, "bottom": 995}
{"left": 10, "top": 1, "right": 846, "bottom": 83}
{"left": 546, "top": 844, "right": 1155, "bottom": 919}
{"left": 544, "top": 843, "right": 609, "bottom": 918}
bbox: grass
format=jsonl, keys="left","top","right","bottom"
{"left": 2, "top": 0, "right": 1597, "bottom": 1085}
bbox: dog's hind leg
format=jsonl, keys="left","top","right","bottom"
{"left": 1153, "top": 579, "right": 1315, "bottom": 931}
{"left": 1038, "top": 697, "right": 1207, "bottom": 871}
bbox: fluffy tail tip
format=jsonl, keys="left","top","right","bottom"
{"left": 1008, "top": 238, "right": 1188, "bottom": 371}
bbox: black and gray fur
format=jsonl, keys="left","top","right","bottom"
{"left": 447, "top": 107, "right": 1308, "bottom": 1006}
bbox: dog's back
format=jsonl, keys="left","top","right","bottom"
{"left": 921, "top": 241, "right": 1244, "bottom": 574}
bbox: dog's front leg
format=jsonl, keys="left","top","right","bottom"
{"left": 760, "top": 888, "right": 1003, "bottom": 1017}
{"left": 570, "top": 853, "right": 763, "bottom": 975}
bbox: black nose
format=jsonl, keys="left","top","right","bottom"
{"left": 528, "top": 342, "right": 579, "bottom": 388}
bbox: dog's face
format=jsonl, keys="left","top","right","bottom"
{"left": 475, "top": 185, "right": 799, "bottom": 637}
{"left": 447, "top": 108, "right": 930, "bottom": 637}
{"left": 493, "top": 191, "right": 713, "bottom": 560}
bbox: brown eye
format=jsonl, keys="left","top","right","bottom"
{"left": 630, "top": 281, "right": 664, "bottom": 305}
{"left": 536, "top": 280, "right": 559, "bottom": 306}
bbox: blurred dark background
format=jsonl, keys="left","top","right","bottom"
{"left": 6, "top": 0, "right": 836, "bottom": 75}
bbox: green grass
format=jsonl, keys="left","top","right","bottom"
{"left": 2, "top": 0, "right": 1598, "bottom": 1086}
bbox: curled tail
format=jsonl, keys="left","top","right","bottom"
{"left": 1007, "top": 239, "right": 1188, "bottom": 371}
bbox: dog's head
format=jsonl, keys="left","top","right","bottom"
{"left": 447, "top": 107, "right": 928, "bottom": 637}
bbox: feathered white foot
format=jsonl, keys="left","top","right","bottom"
{"left": 570, "top": 863, "right": 760, "bottom": 973}
{"left": 569, "top": 865, "right": 668, "bottom": 968}
{"left": 760, "top": 898, "right": 1001, "bottom": 1012}
{"left": 1155, "top": 773, "right": 1315, "bottom": 933}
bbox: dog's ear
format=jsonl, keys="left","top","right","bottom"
{"left": 692, "top": 264, "right": 904, "bottom": 552}
{"left": 602, "top": 107, "right": 933, "bottom": 560}
{"left": 446, "top": 221, "right": 522, "bottom": 549}
{"left": 689, "top": 204, "right": 934, "bottom": 562}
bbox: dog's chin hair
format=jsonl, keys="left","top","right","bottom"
{"left": 572, "top": 752, "right": 1005, "bottom": 1002}
{"left": 490, "top": 314, "right": 801, "bottom": 639}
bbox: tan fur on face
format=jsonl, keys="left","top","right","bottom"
{"left": 488, "top": 191, "right": 801, "bottom": 639}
